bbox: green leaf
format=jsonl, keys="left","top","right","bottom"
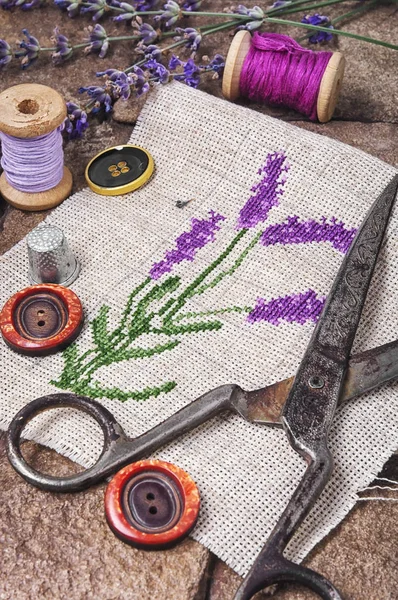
{"left": 91, "top": 305, "right": 112, "bottom": 352}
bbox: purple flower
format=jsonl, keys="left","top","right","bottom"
{"left": 144, "top": 58, "right": 170, "bottom": 84}
{"left": 270, "top": 0, "right": 291, "bottom": 8}
{"left": 247, "top": 289, "right": 326, "bottom": 326}
{"left": 54, "top": 0, "right": 82, "bottom": 17}
{"left": 301, "top": 13, "right": 334, "bottom": 44}
{"left": 0, "top": 39, "right": 12, "bottom": 69}
{"left": 97, "top": 68, "right": 134, "bottom": 100}
{"left": 136, "top": 43, "right": 163, "bottom": 60}
{"left": 260, "top": 216, "right": 357, "bottom": 253}
{"left": 235, "top": 4, "right": 264, "bottom": 31}
{"left": 51, "top": 27, "right": 73, "bottom": 65}
{"left": 0, "top": 0, "right": 16, "bottom": 8}
{"left": 64, "top": 102, "right": 89, "bottom": 139}
{"left": 15, "top": 29, "right": 40, "bottom": 68}
{"left": 168, "top": 54, "right": 182, "bottom": 70}
{"left": 131, "top": 66, "right": 150, "bottom": 96}
{"left": 14, "top": 0, "right": 44, "bottom": 9}
{"left": 79, "top": 85, "right": 113, "bottom": 113}
{"left": 181, "top": 0, "right": 201, "bottom": 10}
{"left": 175, "top": 27, "right": 202, "bottom": 53}
{"left": 201, "top": 54, "right": 225, "bottom": 79}
{"left": 81, "top": 0, "right": 109, "bottom": 20}
{"left": 84, "top": 24, "right": 109, "bottom": 58}
{"left": 173, "top": 58, "right": 200, "bottom": 87}
{"left": 133, "top": 19, "right": 158, "bottom": 45}
{"left": 150, "top": 211, "right": 225, "bottom": 280}
{"left": 237, "top": 151, "right": 289, "bottom": 229}
{"left": 111, "top": 0, "right": 135, "bottom": 21}
{"left": 156, "top": 0, "right": 180, "bottom": 27}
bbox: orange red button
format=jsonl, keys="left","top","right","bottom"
{"left": 105, "top": 459, "right": 200, "bottom": 550}
{"left": 0, "top": 284, "right": 84, "bottom": 356}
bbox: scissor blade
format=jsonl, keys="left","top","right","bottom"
{"left": 281, "top": 176, "right": 398, "bottom": 444}
{"left": 245, "top": 337, "right": 398, "bottom": 426}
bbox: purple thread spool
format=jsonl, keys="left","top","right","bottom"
{"left": 0, "top": 83, "right": 73, "bottom": 211}
{"left": 222, "top": 31, "right": 345, "bottom": 123}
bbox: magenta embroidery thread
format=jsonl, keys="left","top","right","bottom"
{"left": 0, "top": 127, "right": 64, "bottom": 193}
{"left": 239, "top": 33, "right": 332, "bottom": 121}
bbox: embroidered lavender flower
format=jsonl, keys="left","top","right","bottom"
{"left": 247, "top": 289, "right": 326, "bottom": 326}
{"left": 0, "top": 39, "right": 12, "bottom": 69}
{"left": 261, "top": 216, "right": 357, "bottom": 253}
{"left": 237, "top": 151, "right": 289, "bottom": 229}
{"left": 149, "top": 211, "right": 225, "bottom": 280}
{"left": 182, "top": 0, "right": 201, "bottom": 10}
{"left": 144, "top": 58, "right": 170, "bottom": 84}
{"left": 64, "top": 102, "right": 89, "bottom": 139}
{"left": 156, "top": 0, "right": 181, "bottom": 27}
{"left": 54, "top": 0, "right": 82, "bottom": 18}
{"left": 133, "top": 19, "right": 158, "bottom": 45}
{"left": 79, "top": 85, "right": 113, "bottom": 113}
{"left": 81, "top": 0, "right": 109, "bottom": 20}
{"left": 84, "top": 24, "right": 109, "bottom": 58}
{"left": 15, "top": 29, "right": 40, "bottom": 68}
{"left": 175, "top": 27, "right": 202, "bottom": 53}
{"left": 235, "top": 4, "right": 264, "bottom": 31}
{"left": 301, "top": 13, "right": 334, "bottom": 43}
{"left": 51, "top": 27, "right": 73, "bottom": 65}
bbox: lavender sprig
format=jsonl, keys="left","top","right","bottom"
{"left": 174, "top": 27, "right": 202, "bottom": 53}
{"left": 51, "top": 27, "right": 73, "bottom": 64}
{"left": 84, "top": 24, "right": 109, "bottom": 57}
{"left": 54, "top": 0, "right": 83, "bottom": 17}
{"left": 132, "top": 18, "right": 158, "bottom": 44}
{"left": 15, "top": 29, "right": 40, "bottom": 68}
{"left": 0, "top": 39, "right": 12, "bottom": 69}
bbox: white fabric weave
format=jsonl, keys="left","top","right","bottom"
{"left": 1, "top": 82, "right": 398, "bottom": 575}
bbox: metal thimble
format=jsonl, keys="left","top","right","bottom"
{"left": 27, "top": 225, "right": 80, "bottom": 287}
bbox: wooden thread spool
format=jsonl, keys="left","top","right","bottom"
{"left": 222, "top": 30, "right": 345, "bottom": 123}
{"left": 0, "top": 83, "right": 73, "bottom": 211}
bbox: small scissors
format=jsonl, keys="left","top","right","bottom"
{"left": 6, "top": 175, "right": 398, "bottom": 599}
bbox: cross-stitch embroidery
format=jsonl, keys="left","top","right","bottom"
{"left": 52, "top": 151, "right": 357, "bottom": 401}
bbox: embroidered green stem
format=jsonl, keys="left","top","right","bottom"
{"left": 174, "top": 306, "right": 252, "bottom": 322}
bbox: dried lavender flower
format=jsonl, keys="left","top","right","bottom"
{"left": 175, "top": 27, "right": 202, "bottom": 53}
{"left": 51, "top": 27, "right": 73, "bottom": 64}
{"left": 144, "top": 58, "right": 170, "bottom": 83}
{"left": 64, "top": 101, "right": 89, "bottom": 139}
{"left": 97, "top": 68, "right": 134, "bottom": 100}
{"left": 15, "top": 0, "right": 44, "bottom": 9}
{"left": 79, "top": 85, "right": 113, "bottom": 113}
{"left": 84, "top": 24, "right": 109, "bottom": 58}
{"left": 0, "top": 39, "right": 13, "bottom": 69}
{"left": 301, "top": 13, "right": 334, "bottom": 43}
{"left": 111, "top": 0, "right": 136, "bottom": 21}
{"left": 15, "top": 29, "right": 40, "bottom": 68}
{"left": 81, "top": 0, "right": 109, "bottom": 21}
{"left": 136, "top": 43, "right": 163, "bottom": 60}
{"left": 54, "top": 0, "right": 83, "bottom": 18}
{"left": 181, "top": 0, "right": 201, "bottom": 11}
{"left": 131, "top": 65, "right": 150, "bottom": 96}
{"left": 133, "top": 19, "right": 158, "bottom": 44}
{"left": 156, "top": 0, "right": 181, "bottom": 27}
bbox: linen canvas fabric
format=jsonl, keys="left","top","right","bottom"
{"left": 0, "top": 82, "right": 397, "bottom": 576}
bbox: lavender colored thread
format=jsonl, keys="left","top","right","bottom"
{"left": 150, "top": 210, "right": 225, "bottom": 279}
{"left": 240, "top": 33, "right": 332, "bottom": 121}
{"left": 237, "top": 151, "right": 289, "bottom": 229}
{"left": 248, "top": 289, "right": 326, "bottom": 326}
{"left": 261, "top": 215, "right": 357, "bottom": 253}
{"left": 0, "top": 127, "right": 64, "bottom": 193}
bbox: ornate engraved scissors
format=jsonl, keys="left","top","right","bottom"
{"left": 6, "top": 175, "right": 398, "bottom": 599}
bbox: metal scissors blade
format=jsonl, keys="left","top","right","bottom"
{"left": 235, "top": 174, "right": 398, "bottom": 600}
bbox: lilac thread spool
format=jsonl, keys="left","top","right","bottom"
{"left": 0, "top": 83, "right": 72, "bottom": 211}
{"left": 222, "top": 31, "right": 345, "bottom": 123}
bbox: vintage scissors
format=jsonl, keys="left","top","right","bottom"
{"left": 6, "top": 175, "right": 398, "bottom": 599}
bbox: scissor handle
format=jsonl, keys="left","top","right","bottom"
{"left": 234, "top": 553, "right": 343, "bottom": 600}
{"left": 6, "top": 393, "right": 131, "bottom": 492}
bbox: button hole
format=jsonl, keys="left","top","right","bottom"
{"left": 37, "top": 320, "right": 45, "bottom": 327}
{"left": 149, "top": 506, "right": 157, "bottom": 514}
{"left": 146, "top": 493, "right": 155, "bottom": 501}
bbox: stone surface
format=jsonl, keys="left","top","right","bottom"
{"left": 1, "top": 2, "right": 398, "bottom": 599}
{"left": 0, "top": 432, "right": 211, "bottom": 600}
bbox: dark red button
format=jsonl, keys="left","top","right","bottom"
{"left": 0, "top": 284, "right": 84, "bottom": 356}
{"left": 105, "top": 459, "right": 200, "bottom": 550}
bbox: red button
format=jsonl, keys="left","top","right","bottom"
{"left": 105, "top": 459, "right": 200, "bottom": 550}
{"left": 0, "top": 284, "right": 84, "bottom": 356}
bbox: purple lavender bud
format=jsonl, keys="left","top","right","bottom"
{"left": 144, "top": 58, "right": 170, "bottom": 84}
{"left": 81, "top": 0, "right": 109, "bottom": 21}
{"left": 175, "top": 27, "right": 202, "bottom": 52}
{"left": 14, "top": 0, "right": 44, "bottom": 9}
{"left": 136, "top": 43, "right": 162, "bottom": 60}
{"left": 247, "top": 290, "right": 325, "bottom": 326}
{"left": 168, "top": 54, "right": 182, "bottom": 70}
{"left": 97, "top": 69, "right": 134, "bottom": 100}
{"left": 0, "top": 39, "right": 12, "bottom": 69}
{"left": 15, "top": 29, "right": 40, "bottom": 69}
{"left": 84, "top": 24, "right": 109, "bottom": 58}
{"left": 64, "top": 101, "right": 89, "bottom": 140}
{"left": 270, "top": 0, "right": 291, "bottom": 8}
{"left": 201, "top": 53, "right": 225, "bottom": 78}
{"left": 131, "top": 65, "right": 150, "bottom": 96}
{"left": 51, "top": 27, "right": 73, "bottom": 65}
{"left": 133, "top": 21, "right": 158, "bottom": 45}
{"left": 111, "top": 0, "right": 136, "bottom": 21}
{"left": 79, "top": 85, "right": 113, "bottom": 113}
{"left": 301, "top": 13, "right": 334, "bottom": 44}
{"left": 238, "top": 20, "right": 263, "bottom": 32}
{"left": 182, "top": 58, "right": 200, "bottom": 87}
{"left": 181, "top": 0, "right": 201, "bottom": 11}
{"left": 54, "top": 0, "right": 82, "bottom": 17}
{"left": 158, "top": 0, "right": 181, "bottom": 27}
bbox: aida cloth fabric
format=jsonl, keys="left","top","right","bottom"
{"left": 1, "top": 82, "right": 398, "bottom": 576}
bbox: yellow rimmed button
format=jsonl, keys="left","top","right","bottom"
{"left": 85, "top": 145, "right": 154, "bottom": 196}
